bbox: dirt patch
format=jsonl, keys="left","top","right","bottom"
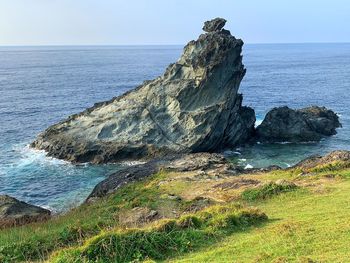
{"left": 118, "top": 207, "right": 159, "bottom": 227}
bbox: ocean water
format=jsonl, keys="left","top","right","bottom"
{"left": 0, "top": 44, "right": 349, "bottom": 212}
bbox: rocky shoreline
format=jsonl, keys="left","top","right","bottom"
{"left": 3, "top": 18, "right": 343, "bottom": 227}
{"left": 3, "top": 149, "right": 350, "bottom": 228}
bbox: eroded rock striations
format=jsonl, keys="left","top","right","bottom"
{"left": 256, "top": 106, "right": 341, "bottom": 143}
{"left": 31, "top": 18, "right": 255, "bottom": 163}
{"left": 0, "top": 195, "right": 51, "bottom": 228}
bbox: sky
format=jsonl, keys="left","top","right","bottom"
{"left": 0, "top": 0, "right": 350, "bottom": 45}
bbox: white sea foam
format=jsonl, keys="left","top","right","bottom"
{"left": 13, "top": 144, "right": 71, "bottom": 168}
{"left": 284, "top": 162, "right": 291, "bottom": 168}
{"left": 120, "top": 160, "right": 146, "bottom": 166}
{"left": 255, "top": 119, "right": 263, "bottom": 127}
{"left": 223, "top": 150, "right": 241, "bottom": 156}
{"left": 244, "top": 164, "right": 253, "bottom": 169}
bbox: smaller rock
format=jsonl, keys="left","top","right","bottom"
{"left": 164, "top": 153, "right": 227, "bottom": 172}
{"left": 0, "top": 195, "right": 51, "bottom": 228}
{"left": 203, "top": 17, "right": 227, "bottom": 32}
{"left": 145, "top": 210, "right": 158, "bottom": 221}
{"left": 119, "top": 207, "right": 159, "bottom": 226}
{"left": 163, "top": 194, "right": 182, "bottom": 201}
{"left": 256, "top": 106, "right": 341, "bottom": 143}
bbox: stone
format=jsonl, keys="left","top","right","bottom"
{"left": 0, "top": 195, "right": 51, "bottom": 228}
{"left": 164, "top": 152, "right": 227, "bottom": 172}
{"left": 86, "top": 152, "right": 236, "bottom": 201}
{"left": 293, "top": 150, "right": 350, "bottom": 171}
{"left": 31, "top": 18, "right": 255, "bottom": 164}
{"left": 256, "top": 106, "right": 341, "bottom": 143}
{"left": 202, "top": 17, "right": 227, "bottom": 32}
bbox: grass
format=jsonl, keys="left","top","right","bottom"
{"left": 1, "top": 163, "right": 350, "bottom": 262}
{"left": 241, "top": 182, "right": 298, "bottom": 201}
{"left": 171, "top": 170, "right": 350, "bottom": 262}
{"left": 0, "top": 172, "right": 167, "bottom": 262}
{"left": 50, "top": 204, "right": 267, "bottom": 262}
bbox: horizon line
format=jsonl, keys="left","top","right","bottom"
{"left": 0, "top": 41, "right": 350, "bottom": 47}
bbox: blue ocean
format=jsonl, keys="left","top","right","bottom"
{"left": 0, "top": 44, "right": 349, "bottom": 212}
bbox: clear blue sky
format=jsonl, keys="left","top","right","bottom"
{"left": 1, "top": 0, "right": 349, "bottom": 45}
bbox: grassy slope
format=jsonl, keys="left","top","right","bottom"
{"left": 0, "top": 163, "right": 350, "bottom": 262}
{"left": 172, "top": 176, "right": 350, "bottom": 262}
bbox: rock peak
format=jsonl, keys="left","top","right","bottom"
{"left": 203, "top": 17, "right": 227, "bottom": 32}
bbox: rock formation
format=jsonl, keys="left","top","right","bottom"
{"left": 256, "top": 106, "right": 341, "bottom": 143}
{"left": 293, "top": 150, "right": 350, "bottom": 171}
{"left": 203, "top": 17, "right": 227, "bottom": 32}
{"left": 86, "top": 153, "right": 237, "bottom": 201}
{"left": 0, "top": 195, "right": 51, "bottom": 228}
{"left": 86, "top": 152, "right": 282, "bottom": 201}
{"left": 31, "top": 18, "right": 255, "bottom": 163}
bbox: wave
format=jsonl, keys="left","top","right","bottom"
{"left": 11, "top": 143, "right": 72, "bottom": 168}
{"left": 120, "top": 160, "right": 146, "bottom": 166}
{"left": 255, "top": 119, "right": 263, "bottom": 127}
{"left": 223, "top": 150, "right": 241, "bottom": 155}
{"left": 244, "top": 164, "right": 254, "bottom": 169}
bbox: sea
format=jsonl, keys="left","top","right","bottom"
{"left": 0, "top": 44, "right": 349, "bottom": 212}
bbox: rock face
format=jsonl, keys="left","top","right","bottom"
{"left": 31, "top": 18, "right": 255, "bottom": 163}
{"left": 256, "top": 106, "right": 341, "bottom": 143}
{"left": 0, "top": 195, "right": 51, "bottom": 228}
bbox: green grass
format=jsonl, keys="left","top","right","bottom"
{"left": 307, "top": 161, "right": 350, "bottom": 174}
{"left": 0, "top": 172, "right": 167, "bottom": 262}
{"left": 171, "top": 172, "right": 350, "bottom": 262}
{"left": 241, "top": 182, "right": 298, "bottom": 201}
{"left": 1, "top": 165, "right": 350, "bottom": 263}
{"left": 50, "top": 204, "right": 267, "bottom": 263}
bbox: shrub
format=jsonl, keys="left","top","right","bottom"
{"left": 242, "top": 182, "right": 298, "bottom": 201}
{"left": 50, "top": 204, "right": 268, "bottom": 263}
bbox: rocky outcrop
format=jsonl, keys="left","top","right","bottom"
{"left": 86, "top": 152, "right": 281, "bottom": 201}
{"left": 31, "top": 18, "right": 255, "bottom": 163}
{"left": 293, "top": 150, "right": 350, "bottom": 171}
{"left": 0, "top": 195, "right": 51, "bottom": 228}
{"left": 256, "top": 106, "right": 341, "bottom": 143}
{"left": 86, "top": 152, "right": 237, "bottom": 201}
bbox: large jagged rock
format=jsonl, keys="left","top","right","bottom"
{"left": 0, "top": 195, "right": 51, "bottom": 228}
{"left": 256, "top": 106, "right": 341, "bottom": 143}
{"left": 31, "top": 18, "right": 255, "bottom": 163}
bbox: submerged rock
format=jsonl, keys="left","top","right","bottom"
{"left": 32, "top": 18, "right": 255, "bottom": 163}
{"left": 256, "top": 106, "right": 341, "bottom": 143}
{"left": 0, "top": 195, "right": 51, "bottom": 228}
